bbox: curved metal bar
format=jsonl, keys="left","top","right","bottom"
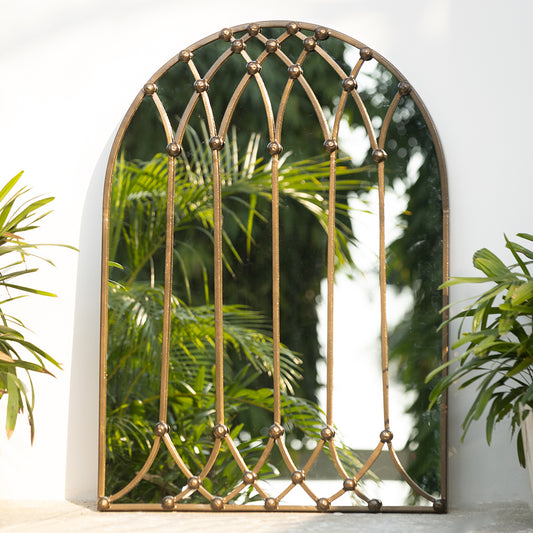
{"left": 301, "top": 439, "right": 325, "bottom": 474}
{"left": 218, "top": 48, "right": 275, "bottom": 142}
{"left": 109, "top": 437, "right": 162, "bottom": 502}
{"left": 224, "top": 434, "right": 249, "bottom": 472}
{"left": 387, "top": 443, "right": 436, "bottom": 502}
{"left": 198, "top": 438, "right": 223, "bottom": 481}
{"left": 252, "top": 437, "right": 276, "bottom": 475}
{"left": 152, "top": 92, "right": 174, "bottom": 144}
{"left": 276, "top": 438, "right": 298, "bottom": 473}
{"left": 378, "top": 92, "right": 402, "bottom": 150}
{"left": 328, "top": 487, "right": 346, "bottom": 503}
{"left": 354, "top": 441, "right": 384, "bottom": 483}
{"left": 327, "top": 440, "right": 350, "bottom": 479}
{"left": 162, "top": 433, "right": 194, "bottom": 478}
{"left": 224, "top": 482, "right": 247, "bottom": 504}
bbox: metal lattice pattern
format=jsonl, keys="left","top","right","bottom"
{"left": 99, "top": 21, "right": 449, "bottom": 513}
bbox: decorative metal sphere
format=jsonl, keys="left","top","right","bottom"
{"left": 398, "top": 80, "right": 412, "bottom": 96}
{"left": 209, "top": 136, "right": 225, "bottom": 150}
{"left": 97, "top": 497, "right": 110, "bottom": 511}
{"left": 323, "top": 139, "right": 338, "bottom": 154}
{"left": 433, "top": 499, "right": 446, "bottom": 513}
{"left": 161, "top": 495, "right": 175, "bottom": 510}
{"left": 267, "top": 142, "right": 283, "bottom": 156}
{"left": 359, "top": 47, "right": 373, "bottom": 61}
{"left": 187, "top": 476, "right": 201, "bottom": 490}
{"left": 193, "top": 79, "right": 209, "bottom": 93}
{"left": 303, "top": 37, "right": 317, "bottom": 51}
{"left": 166, "top": 142, "right": 182, "bottom": 157}
{"left": 368, "top": 498, "right": 382, "bottom": 513}
{"left": 231, "top": 39, "right": 246, "bottom": 54}
{"left": 219, "top": 28, "right": 233, "bottom": 41}
{"left": 143, "top": 83, "right": 157, "bottom": 96}
{"left": 286, "top": 21, "right": 300, "bottom": 35}
{"left": 314, "top": 27, "right": 330, "bottom": 41}
{"left": 178, "top": 49, "right": 193, "bottom": 63}
{"left": 269, "top": 422, "right": 285, "bottom": 438}
{"left": 291, "top": 470, "right": 306, "bottom": 484}
{"left": 242, "top": 471, "right": 257, "bottom": 485}
{"left": 154, "top": 421, "right": 170, "bottom": 436}
{"left": 247, "top": 23, "right": 261, "bottom": 36}
{"left": 320, "top": 426, "right": 335, "bottom": 441}
{"left": 264, "top": 497, "right": 278, "bottom": 511}
{"left": 379, "top": 429, "right": 393, "bottom": 443}
{"left": 342, "top": 77, "right": 358, "bottom": 92}
{"left": 210, "top": 497, "right": 225, "bottom": 511}
{"left": 288, "top": 64, "right": 303, "bottom": 79}
{"left": 317, "top": 498, "right": 331, "bottom": 512}
{"left": 372, "top": 149, "right": 388, "bottom": 163}
{"left": 265, "top": 39, "right": 279, "bottom": 53}
{"left": 246, "top": 61, "right": 262, "bottom": 76}
{"left": 343, "top": 478, "right": 356, "bottom": 491}
{"left": 212, "top": 423, "right": 229, "bottom": 439}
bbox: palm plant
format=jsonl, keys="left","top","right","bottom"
{"left": 428, "top": 233, "right": 533, "bottom": 466}
{"left": 0, "top": 172, "right": 63, "bottom": 443}
{"left": 106, "top": 126, "right": 369, "bottom": 501}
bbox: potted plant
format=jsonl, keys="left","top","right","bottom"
{"left": 427, "top": 233, "right": 533, "bottom": 497}
{"left": 0, "top": 172, "right": 65, "bottom": 443}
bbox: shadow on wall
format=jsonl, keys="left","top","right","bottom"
{"left": 64, "top": 133, "right": 115, "bottom": 500}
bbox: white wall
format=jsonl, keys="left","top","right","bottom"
{"left": 0, "top": 0, "right": 532, "bottom": 508}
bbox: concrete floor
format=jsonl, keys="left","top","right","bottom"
{"left": 0, "top": 501, "right": 532, "bottom": 532}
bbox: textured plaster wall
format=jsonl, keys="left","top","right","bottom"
{"left": 0, "top": 0, "right": 532, "bottom": 507}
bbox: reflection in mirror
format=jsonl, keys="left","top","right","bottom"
{"left": 99, "top": 21, "right": 448, "bottom": 512}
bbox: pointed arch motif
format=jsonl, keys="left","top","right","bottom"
{"left": 99, "top": 21, "right": 448, "bottom": 513}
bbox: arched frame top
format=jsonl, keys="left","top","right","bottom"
{"left": 99, "top": 20, "right": 449, "bottom": 513}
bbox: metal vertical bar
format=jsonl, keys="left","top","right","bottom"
{"left": 271, "top": 154, "right": 281, "bottom": 424}
{"left": 212, "top": 149, "right": 225, "bottom": 423}
{"left": 377, "top": 159, "right": 390, "bottom": 430}
{"left": 158, "top": 154, "right": 176, "bottom": 421}
{"left": 326, "top": 152, "right": 337, "bottom": 426}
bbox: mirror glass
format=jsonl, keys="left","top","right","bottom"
{"left": 101, "top": 21, "right": 447, "bottom": 511}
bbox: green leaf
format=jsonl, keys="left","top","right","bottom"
{"left": 5, "top": 372, "right": 20, "bottom": 439}
{"left": 473, "top": 248, "right": 511, "bottom": 278}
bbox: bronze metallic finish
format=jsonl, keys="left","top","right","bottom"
{"left": 178, "top": 49, "right": 193, "bottom": 63}
{"left": 264, "top": 498, "right": 278, "bottom": 511}
{"left": 231, "top": 39, "right": 246, "bottom": 54}
{"left": 219, "top": 28, "right": 233, "bottom": 41}
{"left": 314, "top": 26, "right": 330, "bottom": 41}
{"left": 368, "top": 499, "right": 383, "bottom": 513}
{"left": 317, "top": 498, "right": 331, "bottom": 512}
{"left": 161, "top": 496, "right": 175, "bottom": 511}
{"left": 247, "top": 23, "right": 261, "bottom": 36}
{"left": 99, "top": 20, "right": 449, "bottom": 514}
{"left": 359, "top": 47, "right": 373, "bottom": 60}
{"left": 269, "top": 423, "right": 285, "bottom": 439}
{"left": 343, "top": 479, "right": 356, "bottom": 491}
{"left": 287, "top": 63, "right": 303, "bottom": 79}
{"left": 342, "top": 77, "right": 357, "bottom": 92}
{"left": 142, "top": 82, "right": 157, "bottom": 95}
{"left": 265, "top": 39, "right": 280, "bottom": 53}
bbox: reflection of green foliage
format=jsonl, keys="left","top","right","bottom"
{"left": 106, "top": 128, "right": 367, "bottom": 502}
{"left": 356, "top": 65, "right": 444, "bottom": 499}
{"left": 122, "top": 30, "right": 354, "bottom": 403}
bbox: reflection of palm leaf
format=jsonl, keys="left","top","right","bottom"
{"left": 106, "top": 126, "right": 369, "bottom": 501}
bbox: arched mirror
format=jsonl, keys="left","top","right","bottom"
{"left": 98, "top": 21, "right": 448, "bottom": 513}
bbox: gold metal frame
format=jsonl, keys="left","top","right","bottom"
{"left": 98, "top": 20, "right": 449, "bottom": 513}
